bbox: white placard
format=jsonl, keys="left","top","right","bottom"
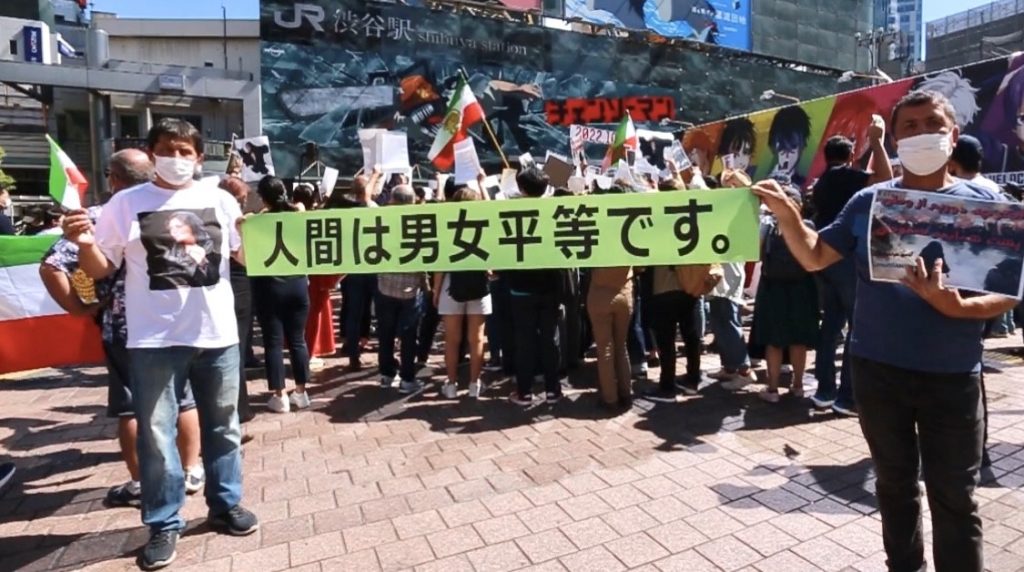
{"left": 378, "top": 131, "right": 411, "bottom": 175}
{"left": 319, "top": 167, "right": 339, "bottom": 197}
{"left": 358, "top": 128, "right": 386, "bottom": 171}
{"left": 233, "top": 136, "right": 275, "bottom": 183}
{"left": 454, "top": 139, "right": 481, "bottom": 185}
{"left": 518, "top": 152, "right": 535, "bottom": 167}
{"left": 664, "top": 140, "right": 691, "bottom": 170}
{"left": 499, "top": 168, "right": 520, "bottom": 198}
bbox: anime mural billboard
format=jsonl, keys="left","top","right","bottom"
{"left": 685, "top": 53, "right": 1024, "bottom": 190}
{"left": 260, "top": 0, "right": 841, "bottom": 177}
{"left": 564, "top": 0, "right": 751, "bottom": 52}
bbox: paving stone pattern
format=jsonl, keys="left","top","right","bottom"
{"left": 2, "top": 340, "right": 1024, "bottom": 571}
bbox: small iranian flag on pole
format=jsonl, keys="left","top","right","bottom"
{"left": 428, "top": 76, "right": 484, "bottom": 171}
{"left": 46, "top": 134, "right": 88, "bottom": 210}
{"left": 601, "top": 112, "right": 638, "bottom": 171}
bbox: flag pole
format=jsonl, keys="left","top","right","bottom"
{"left": 458, "top": 67, "right": 510, "bottom": 170}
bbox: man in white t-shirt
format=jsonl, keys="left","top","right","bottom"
{"left": 63, "top": 119, "right": 257, "bottom": 571}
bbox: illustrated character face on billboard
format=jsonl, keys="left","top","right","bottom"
{"left": 682, "top": 128, "right": 718, "bottom": 174}
{"left": 914, "top": 71, "right": 981, "bottom": 130}
{"left": 1004, "top": 68, "right": 1024, "bottom": 153}
{"left": 768, "top": 106, "right": 811, "bottom": 185}
{"left": 819, "top": 93, "right": 881, "bottom": 165}
{"left": 717, "top": 118, "right": 755, "bottom": 175}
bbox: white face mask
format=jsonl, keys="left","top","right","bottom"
{"left": 154, "top": 156, "right": 197, "bottom": 186}
{"left": 896, "top": 133, "right": 953, "bottom": 176}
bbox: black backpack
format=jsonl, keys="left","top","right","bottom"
{"left": 447, "top": 271, "right": 489, "bottom": 302}
{"left": 761, "top": 221, "right": 807, "bottom": 281}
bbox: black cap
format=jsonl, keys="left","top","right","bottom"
{"left": 951, "top": 135, "right": 984, "bottom": 172}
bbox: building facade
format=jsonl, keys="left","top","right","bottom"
{"left": 0, "top": 3, "right": 260, "bottom": 198}
{"left": 750, "top": 0, "right": 873, "bottom": 72}
{"left": 926, "top": 0, "right": 1024, "bottom": 71}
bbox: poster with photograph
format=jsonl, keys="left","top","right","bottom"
{"left": 233, "top": 136, "right": 275, "bottom": 183}
{"left": 868, "top": 188, "right": 1024, "bottom": 298}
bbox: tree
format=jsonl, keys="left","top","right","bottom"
{"left": 0, "top": 146, "right": 14, "bottom": 190}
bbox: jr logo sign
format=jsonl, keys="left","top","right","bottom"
{"left": 273, "top": 3, "right": 325, "bottom": 32}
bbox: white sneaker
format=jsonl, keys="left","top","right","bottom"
{"left": 468, "top": 381, "right": 483, "bottom": 398}
{"left": 267, "top": 394, "right": 290, "bottom": 413}
{"left": 309, "top": 357, "right": 325, "bottom": 372}
{"left": 720, "top": 370, "right": 756, "bottom": 391}
{"left": 380, "top": 375, "right": 396, "bottom": 389}
{"left": 441, "top": 382, "right": 458, "bottom": 399}
{"left": 184, "top": 466, "right": 205, "bottom": 495}
{"left": 290, "top": 391, "right": 311, "bottom": 410}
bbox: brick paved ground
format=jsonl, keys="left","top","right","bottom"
{"left": 2, "top": 338, "right": 1024, "bottom": 571}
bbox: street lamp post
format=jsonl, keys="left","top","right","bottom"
{"left": 855, "top": 27, "right": 900, "bottom": 78}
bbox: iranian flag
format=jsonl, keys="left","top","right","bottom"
{"left": 47, "top": 134, "right": 88, "bottom": 210}
{"left": 428, "top": 76, "right": 484, "bottom": 171}
{"left": 601, "top": 112, "right": 638, "bottom": 171}
{"left": 0, "top": 236, "right": 104, "bottom": 375}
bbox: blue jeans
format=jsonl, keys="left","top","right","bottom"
{"left": 129, "top": 345, "right": 242, "bottom": 533}
{"left": 815, "top": 261, "right": 856, "bottom": 408}
{"left": 376, "top": 291, "right": 424, "bottom": 382}
{"left": 708, "top": 297, "right": 750, "bottom": 371}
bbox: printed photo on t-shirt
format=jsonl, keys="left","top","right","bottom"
{"left": 138, "top": 208, "right": 223, "bottom": 290}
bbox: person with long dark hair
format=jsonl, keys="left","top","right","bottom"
{"left": 253, "top": 177, "right": 313, "bottom": 413}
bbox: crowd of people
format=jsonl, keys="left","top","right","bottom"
{"left": 0, "top": 88, "right": 1012, "bottom": 572}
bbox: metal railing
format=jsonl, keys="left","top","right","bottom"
{"left": 927, "top": 0, "right": 1024, "bottom": 39}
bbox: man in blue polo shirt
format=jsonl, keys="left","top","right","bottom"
{"left": 753, "top": 90, "right": 1017, "bottom": 572}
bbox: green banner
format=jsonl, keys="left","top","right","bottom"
{"left": 241, "top": 189, "right": 760, "bottom": 276}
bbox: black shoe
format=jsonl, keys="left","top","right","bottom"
{"left": 545, "top": 392, "right": 563, "bottom": 404}
{"left": 209, "top": 504, "right": 259, "bottom": 536}
{"left": 675, "top": 381, "right": 699, "bottom": 396}
{"left": 641, "top": 388, "right": 678, "bottom": 403}
{"left": 0, "top": 462, "right": 15, "bottom": 499}
{"left": 140, "top": 530, "right": 178, "bottom": 570}
{"left": 104, "top": 481, "right": 141, "bottom": 508}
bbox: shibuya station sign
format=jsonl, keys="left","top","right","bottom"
{"left": 269, "top": 2, "right": 530, "bottom": 56}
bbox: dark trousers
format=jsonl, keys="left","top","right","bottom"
{"left": 230, "top": 272, "right": 254, "bottom": 423}
{"left": 650, "top": 290, "right": 702, "bottom": 389}
{"left": 341, "top": 275, "right": 376, "bottom": 360}
{"left": 510, "top": 292, "right": 561, "bottom": 397}
{"left": 253, "top": 277, "right": 312, "bottom": 392}
{"left": 417, "top": 294, "right": 440, "bottom": 363}
{"left": 853, "top": 356, "right": 984, "bottom": 572}
{"left": 627, "top": 279, "right": 646, "bottom": 364}
{"left": 815, "top": 260, "right": 856, "bottom": 408}
{"left": 376, "top": 291, "right": 423, "bottom": 382}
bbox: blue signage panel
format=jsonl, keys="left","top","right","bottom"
{"left": 565, "top": 0, "right": 751, "bottom": 52}
{"left": 22, "top": 26, "right": 43, "bottom": 63}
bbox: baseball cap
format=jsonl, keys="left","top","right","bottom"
{"left": 951, "top": 135, "right": 984, "bottom": 172}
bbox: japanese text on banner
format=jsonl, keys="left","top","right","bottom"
{"left": 242, "top": 189, "right": 760, "bottom": 276}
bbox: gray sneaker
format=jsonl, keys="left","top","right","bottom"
{"left": 398, "top": 379, "right": 424, "bottom": 394}
{"left": 140, "top": 530, "right": 177, "bottom": 570}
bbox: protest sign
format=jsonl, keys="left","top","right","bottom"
{"left": 569, "top": 125, "right": 615, "bottom": 146}
{"left": 320, "top": 167, "right": 339, "bottom": 197}
{"left": 868, "top": 188, "right": 1024, "bottom": 298}
{"left": 543, "top": 153, "right": 574, "bottom": 189}
{"left": 233, "top": 136, "right": 275, "bottom": 183}
{"left": 499, "top": 169, "right": 520, "bottom": 198}
{"left": 243, "top": 188, "right": 760, "bottom": 276}
{"left": 454, "top": 139, "right": 481, "bottom": 184}
{"left": 664, "top": 140, "right": 691, "bottom": 170}
{"left": 357, "top": 129, "right": 386, "bottom": 171}
{"left": 378, "top": 132, "right": 411, "bottom": 176}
